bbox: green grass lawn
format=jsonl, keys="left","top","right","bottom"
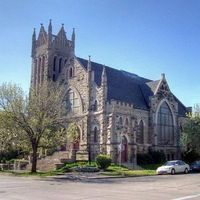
{"left": 0, "top": 170, "right": 61, "bottom": 177}
{"left": 102, "top": 164, "right": 156, "bottom": 177}
{"left": 0, "top": 162, "right": 159, "bottom": 177}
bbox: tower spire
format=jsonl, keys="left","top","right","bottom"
{"left": 87, "top": 55, "right": 91, "bottom": 72}
{"left": 72, "top": 28, "right": 75, "bottom": 46}
{"left": 72, "top": 28, "right": 75, "bottom": 40}
{"left": 48, "top": 19, "right": 52, "bottom": 48}
{"left": 31, "top": 28, "right": 36, "bottom": 57}
{"left": 101, "top": 65, "right": 107, "bottom": 86}
{"left": 48, "top": 19, "right": 52, "bottom": 33}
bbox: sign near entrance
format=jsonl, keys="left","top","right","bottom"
{"left": 76, "top": 152, "right": 89, "bottom": 161}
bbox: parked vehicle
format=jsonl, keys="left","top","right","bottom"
{"left": 156, "top": 160, "right": 190, "bottom": 175}
{"left": 190, "top": 160, "right": 200, "bottom": 172}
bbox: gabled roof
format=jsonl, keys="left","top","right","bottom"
{"left": 146, "top": 80, "right": 160, "bottom": 94}
{"left": 77, "top": 57, "right": 187, "bottom": 115}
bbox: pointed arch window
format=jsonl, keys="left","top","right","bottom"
{"left": 119, "top": 117, "right": 123, "bottom": 125}
{"left": 41, "top": 56, "right": 45, "bottom": 83}
{"left": 157, "top": 102, "right": 174, "bottom": 145}
{"left": 34, "top": 59, "right": 38, "bottom": 87}
{"left": 94, "top": 127, "right": 98, "bottom": 143}
{"left": 53, "top": 74, "right": 56, "bottom": 82}
{"left": 53, "top": 57, "right": 57, "bottom": 72}
{"left": 125, "top": 118, "right": 129, "bottom": 126}
{"left": 137, "top": 120, "right": 144, "bottom": 144}
{"left": 38, "top": 57, "right": 42, "bottom": 84}
{"left": 93, "top": 100, "right": 98, "bottom": 111}
{"left": 65, "top": 89, "right": 80, "bottom": 114}
{"left": 69, "top": 67, "right": 74, "bottom": 78}
{"left": 59, "top": 58, "right": 62, "bottom": 73}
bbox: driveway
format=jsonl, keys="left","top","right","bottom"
{"left": 0, "top": 173, "right": 200, "bottom": 200}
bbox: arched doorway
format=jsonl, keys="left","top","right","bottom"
{"left": 121, "top": 136, "right": 128, "bottom": 163}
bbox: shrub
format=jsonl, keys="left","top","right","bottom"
{"left": 137, "top": 153, "right": 153, "bottom": 165}
{"left": 137, "top": 151, "right": 166, "bottom": 165}
{"left": 0, "top": 150, "right": 19, "bottom": 163}
{"left": 182, "top": 150, "right": 200, "bottom": 164}
{"left": 73, "top": 166, "right": 99, "bottom": 172}
{"left": 96, "top": 154, "right": 111, "bottom": 170}
{"left": 149, "top": 150, "right": 166, "bottom": 164}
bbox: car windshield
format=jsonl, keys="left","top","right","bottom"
{"left": 193, "top": 161, "right": 200, "bottom": 165}
{"left": 163, "top": 161, "right": 177, "bottom": 166}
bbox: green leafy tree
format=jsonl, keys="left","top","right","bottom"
{"left": 181, "top": 104, "right": 200, "bottom": 156}
{"left": 67, "top": 122, "right": 80, "bottom": 145}
{"left": 0, "top": 82, "right": 67, "bottom": 172}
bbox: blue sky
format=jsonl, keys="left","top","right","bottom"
{"left": 0, "top": 0, "right": 199, "bottom": 107}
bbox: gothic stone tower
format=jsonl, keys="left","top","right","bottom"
{"left": 31, "top": 20, "right": 75, "bottom": 89}
{"left": 30, "top": 21, "right": 107, "bottom": 162}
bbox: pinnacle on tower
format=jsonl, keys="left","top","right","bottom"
{"left": 87, "top": 55, "right": 91, "bottom": 72}
{"left": 71, "top": 28, "right": 75, "bottom": 50}
{"left": 48, "top": 19, "right": 52, "bottom": 48}
{"left": 101, "top": 65, "right": 107, "bottom": 85}
{"left": 31, "top": 28, "right": 36, "bottom": 57}
{"left": 32, "top": 28, "right": 36, "bottom": 40}
{"left": 72, "top": 28, "right": 75, "bottom": 41}
{"left": 48, "top": 19, "right": 52, "bottom": 34}
{"left": 161, "top": 73, "right": 165, "bottom": 80}
{"left": 57, "top": 23, "right": 67, "bottom": 41}
{"left": 37, "top": 23, "right": 47, "bottom": 46}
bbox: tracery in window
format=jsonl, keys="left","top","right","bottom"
{"left": 53, "top": 57, "right": 57, "bottom": 72}
{"left": 136, "top": 120, "right": 144, "bottom": 144}
{"left": 93, "top": 127, "right": 98, "bottom": 143}
{"left": 125, "top": 118, "right": 129, "bottom": 126}
{"left": 59, "top": 58, "right": 62, "bottom": 73}
{"left": 157, "top": 102, "right": 174, "bottom": 145}
{"left": 119, "top": 117, "right": 123, "bottom": 125}
{"left": 65, "top": 89, "right": 80, "bottom": 114}
{"left": 69, "top": 67, "right": 74, "bottom": 78}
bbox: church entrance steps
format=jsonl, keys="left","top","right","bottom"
{"left": 26, "top": 150, "right": 71, "bottom": 172}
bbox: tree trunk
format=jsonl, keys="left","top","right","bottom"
{"left": 31, "top": 141, "right": 38, "bottom": 173}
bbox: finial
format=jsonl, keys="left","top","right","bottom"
{"left": 33, "top": 28, "right": 36, "bottom": 34}
{"left": 87, "top": 55, "right": 91, "bottom": 71}
{"left": 102, "top": 64, "right": 106, "bottom": 75}
{"left": 32, "top": 28, "right": 36, "bottom": 41}
{"left": 48, "top": 19, "right": 52, "bottom": 33}
{"left": 62, "top": 23, "right": 64, "bottom": 27}
{"left": 161, "top": 73, "right": 165, "bottom": 79}
{"left": 49, "top": 19, "right": 52, "bottom": 23}
{"left": 101, "top": 64, "right": 107, "bottom": 85}
{"left": 72, "top": 28, "right": 75, "bottom": 41}
{"left": 40, "top": 23, "right": 43, "bottom": 26}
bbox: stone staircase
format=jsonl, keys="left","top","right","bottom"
{"left": 27, "top": 151, "right": 71, "bottom": 172}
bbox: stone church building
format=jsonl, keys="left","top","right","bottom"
{"left": 31, "top": 21, "right": 189, "bottom": 165}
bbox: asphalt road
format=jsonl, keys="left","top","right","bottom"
{"left": 0, "top": 173, "right": 200, "bottom": 200}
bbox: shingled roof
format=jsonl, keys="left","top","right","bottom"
{"left": 77, "top": 57, "right": 187, "bottom": 115}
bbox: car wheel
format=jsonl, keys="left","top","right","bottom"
{"left": 171, "top": 169, "right": 175, "bottom": 175}
{"left": 184, "top": 168, "right": 189, "bottom": 174}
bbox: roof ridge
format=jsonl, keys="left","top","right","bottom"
{"left": 77, "top": 57, "right": 151, "bottom": 82}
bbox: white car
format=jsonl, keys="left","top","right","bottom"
{"left": 156, "top": 160, "right": 190, "bottom": 175}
